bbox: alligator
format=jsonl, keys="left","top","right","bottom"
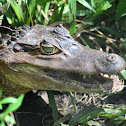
{"left": 0, "top": 24, "right": 125, "bottom": 97}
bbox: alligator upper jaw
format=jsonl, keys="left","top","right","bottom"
{"left": 41, "top": 68, "right": 124, "bottom": 94}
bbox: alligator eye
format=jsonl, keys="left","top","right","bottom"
{"left": 40, "top": 43, "right": 59, "bottom": 55}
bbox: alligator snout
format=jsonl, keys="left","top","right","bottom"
{"left": 95, "top": 53, "right": 126, "bottom": 74}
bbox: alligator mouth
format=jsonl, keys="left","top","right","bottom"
{"left": 41, "top": 68, "right": 125, "bottom": 94}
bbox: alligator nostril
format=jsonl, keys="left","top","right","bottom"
{"left": 107, "top": 55, "right": 116, "bottom": 62}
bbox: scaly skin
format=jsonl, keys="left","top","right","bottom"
{"left": 0, "top": 24, "right": 125, "bottom": 96}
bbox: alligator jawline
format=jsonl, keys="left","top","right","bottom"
{"left": 41, "top": 68, "right": 124, "bottom": 93}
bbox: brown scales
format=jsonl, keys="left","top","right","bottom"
{"left": 0, "top": 24, "right": 125, "bottom": 97}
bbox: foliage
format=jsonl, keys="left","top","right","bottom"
{"left": 0, "top": 89, "right": 24, "bottom": 126}
{"left": 68, "top": 105, "right": 104, "bottom": 126}
{"left": 0, "top": 0, "right": 126, "bottom": 125}
{"left": 47, "top": 91, "right": 59, "bottom": 122}
{"left": 69, "top": 104, "right": 126, "bottom": 125}
{"left": 53, "top": 103, "right": 126, "bottom": 125}
{"left": 115, "top": 0, "right": 126, "bottom": 24}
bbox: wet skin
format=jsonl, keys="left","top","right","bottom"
{"left": 0, "top": 24, "right": 125, "bottom": 96}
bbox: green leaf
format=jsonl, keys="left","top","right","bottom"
{"left": 0, "top": 120, "right": 6, "bottom": 126}
{"left": 69, "top": 105, "right": 104, "bottom": 126}
{"left": 0, "top": 14, "right": 3, "bottom": 25}
{"left": 54, "top": 114, "right": 72, "bottom": 126}
{"left": 88, "top": 120, "right": 102, "bottom": 126}
{"left": 36, "top": 5, "right": 43, "bottom": 23}
{"left": 76, "top": 9, "right": 92, "bottom": 16}
{"left": 104, "top": 108, "right": 116, "bottom": 113}
{"left": 0, "top": 0, "right": 5, "bottom": 2}
{"left": 121, "top": 38, "right": 126, "bottom": 50}
{"left": 4, "top": 114, "right": 16, "bottom": 124}
{"left": 77, "top": 0, "right": 96, "bottom": 13}
{"left": 0, "top": 2, "right": 10, "bottom": 14}
{"left": 5, "top": 7, "right": 14, "bottom": 24}
{"left": 0, "top": 94, "right": 24, "bottom": 119}
{"left": 0, "top": 104, "right": 3, "bottom": 110}
{"left": 47, "top": 91, "right": 58, "bottom": 122}
{"left": 69, "top": 92, "right": 77, "bottom": 112}
{"left": 36, "top": 0, "right": 52, "bottom": 5}
{"left": 91, "top": 0, "right": 95, "bottom": 8}
{"left": 61, "top": 122, "right": 69, "bottom": 126}
{"left": 0, "top": 97, "right": 17, "bottom": 104}
{"left": 91, "top": 1, "right": 112, "bottom": 19}
{"left": 101, "top": 1, "right": 112, "bottom": 10}
{"left": 25, "top": 0, "right": 36, "bottom": 25}
{"left": 7, "top": 0, "right": 24, "bottom": 23}
{"left": 120, "top": 69, "right": 126, "bottom": 79}
{"left": 43, "top": 2, "right": 50, "bottom": 24}
{"left": 51, "top": 4, "right": 64, "bottom": 23}
{"left": 68, "top": 0, "right": 76, "bottom": 34}
{"left": 115, "top": 0, "right": 126, "bottom": 23}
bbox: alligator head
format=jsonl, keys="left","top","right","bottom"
{"left": 0, "top": 24, "right": 125, "bottom": 96}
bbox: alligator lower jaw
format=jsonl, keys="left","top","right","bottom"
{"left": 41, "top": 68, "right": 124, "bottom": 94}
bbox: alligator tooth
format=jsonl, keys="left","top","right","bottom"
{"left": 103, "top": 74, "right": 109, "bottom": 78}
{"left": 100, "top": 73, "right": 103, "bottom": 76}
